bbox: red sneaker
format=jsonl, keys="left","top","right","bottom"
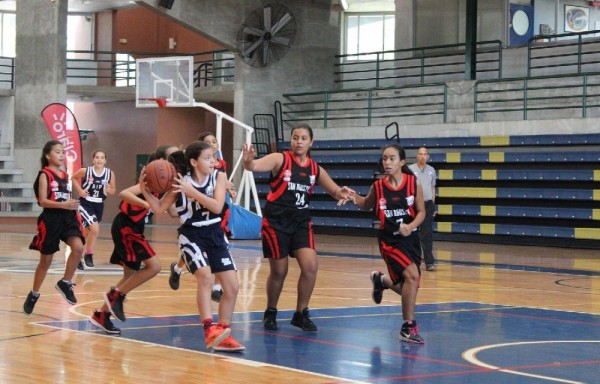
{"left": 213, "top": 335, "right": 245, "bottom": 352}
{"left": 204, "top": 324, "right": 231, "bottom": 349}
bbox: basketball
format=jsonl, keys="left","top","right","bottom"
{"left": 144, "top": 159, "right": 176, "bottom": 193}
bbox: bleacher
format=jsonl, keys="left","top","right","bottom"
{"left": 253, "top": 133, "right": 600, "bottom": 248}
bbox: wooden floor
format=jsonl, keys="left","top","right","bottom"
{"left": 1, "top": 222, "right": 598, "bottom": 383}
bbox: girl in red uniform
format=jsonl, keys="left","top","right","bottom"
{"left": 350, "top": 144, "right": 426, "bottom": 344}
{"left": 23, "top": 140, "right": 85, "bottom": 315}
{"left": 242, "top": 124, "right": 354, "bottom": 332}
{"left": 88, "top": 146, "right": 177, "bottom": 335}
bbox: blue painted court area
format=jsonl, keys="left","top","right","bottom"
{"left": 40, "top": 302, "right": 599, "bottom": 383}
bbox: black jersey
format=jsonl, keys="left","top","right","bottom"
{"left": 175, "top": 171, "right": 222, "bottom": 227}
{"left": 118, "top": 189, "right": 156, "bottom": 223}
{"left": 80, "top": 166, "right": 111, "bottom": 203}
{"left": 373, "top": 173, "right": 418, "bottom": 237}
{"left": 33, "top": 167, "right": 72, "bottom": 205}
{"left": 266, "top": 151, "right": 320, "bottom": 210}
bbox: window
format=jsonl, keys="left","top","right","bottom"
{"left": 0, "top": 12, "right": 16, "bottom": 57}
{"left": 345, "top": 13, "right": 394, "bottom": 61}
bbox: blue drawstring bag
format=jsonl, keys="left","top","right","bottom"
{"left": 227, "top": 204, "right": 262, "bottom": 240}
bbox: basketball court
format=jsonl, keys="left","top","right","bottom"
{"left": 1, "top": 224, "right": 598, "bottom": 383}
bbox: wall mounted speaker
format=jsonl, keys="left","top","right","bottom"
{"left": 159, "top": 0, "right": 175, "bottom": 9}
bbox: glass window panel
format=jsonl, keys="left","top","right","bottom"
{"left": 358, "top": 15, "right": 383, "bottom": 60}
{"left": 2, "top": 13, "right": 16, "bottom": 57}
{"left": 383, "top": 15, "right": 395, "bottom": 60}
{"left": 346, "top": 15, "right": 359, "bottom": 58}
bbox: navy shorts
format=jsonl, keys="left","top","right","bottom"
{"left": 178, "top": 224, "right": 236, "bottom": 274}
{"left": 29, "top": 209, "right": 85, "bottom": 255}
{"left": 78, "top": 199, "right": 105, "bottom": 227}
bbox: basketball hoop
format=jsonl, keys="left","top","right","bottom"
{"left": 138, "top": 97, "right": 167, "bottom": 108}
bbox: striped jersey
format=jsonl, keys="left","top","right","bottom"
{"left": 266, "top": 151, "right": 320, "bottom": 209}
{"left": 175, "top": 170, "right": 222, "bottom": 227}
{"left": 33, "top": 167, "right": 71, "bottom": 204}
{"left": 80, "top": 166, "right": 111, "bottom": 203}
{"left": 373, "top": 173, "right": 418, "bottom": 236}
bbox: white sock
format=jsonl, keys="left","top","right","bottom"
{"left": 31, "top": 291, "right": 40, "bottom": 297}
{"left": 213, "top": 284, "right": 222, "bottom": 291}
{"left": 174, "top": 264, "right": 183, "bottom": 274}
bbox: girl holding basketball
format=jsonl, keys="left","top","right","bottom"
{"left": 242, "top": 123, "right": 354, "bottom": 332}
{"left": 23, "top": 140, "right": 86, "bottom": 315}
{"left": 89, "top": 145, "right": 177, "bottom": 335}
{"left": 169, "top": 132, "right": 234, "bottom": 303}
{"left": 145, "top": 141, "right": 244, "bottom": 352}
{"left": 71, "top": 149, "right": 116, "bottom": 269}
{"left": 349, "top": 143, "right": 426, "bottom": 344}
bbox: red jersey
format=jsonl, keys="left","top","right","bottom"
{"left": 266, "top": 151, "right": 320, "bottom": 209}
{"left": 33, "top": 167, "right": 72, "bottom": 204}
{"left": 373, "top": 173, "right": 418, "bottom": 236}
{"left": 214, "top": 158, "right": 227, "bottom": 173}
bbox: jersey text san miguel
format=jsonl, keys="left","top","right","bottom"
{"left": 374, "top": 174, "right": 418, "bottom": 236}
{"left": 267, "top": 151, "right": 320, "bottom": 209}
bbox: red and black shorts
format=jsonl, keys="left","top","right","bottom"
{"left": 378, "top": 232, "right": 422, "bottom": 285}
{"left": 29, "top": 209, "right": 85, "bottom": 255}
{"left": 110, "top": 213, "right": 155, "bottom": 271}
{"left": 261, "top": 205, "right": 315, "bottom": 259}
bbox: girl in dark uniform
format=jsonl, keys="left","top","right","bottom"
{"left": 350, "top": 144, "right": 426, "bottom": 344}
{"left": 169, "top": 133, "right": 235, "bottom": 303}
{"left": 242, "top": 124, "right": 354, "bottom": 332}
{"left": 146, "top": 141, "right": 244, "bottom": 352}
{"left": 23, "top": 140, "right": 85, "bottom": 315}
{"left": 88, "top": 146, "right": 176, "bottom": 335}
{"left": 71, "top": 149, "right": 116, "bottom": 269}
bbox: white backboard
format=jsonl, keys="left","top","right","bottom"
{"left": 136, "top": 56, "right": 194, "bottom": 107}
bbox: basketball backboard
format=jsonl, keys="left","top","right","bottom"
{"left": 136, "top": 56, "right": 194, "bottom": 107}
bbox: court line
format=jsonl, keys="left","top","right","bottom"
{"left": 463, "top": 340, "right": 600, "bottom": 384}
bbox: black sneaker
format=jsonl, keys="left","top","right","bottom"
{"left": 168, "top": 262, "right": 180, "bottom": 290}
{"left": 77, "top": 261, "right": 84, "bottom": 271}
{"left": 84, "top": 254, "right": 94, "bottom": 269}
{"left": 90, "top": 310, "right": 121, "bottom": 335}
{"left": 370, "top": 271, "right": 386, "bottom": 304}
{"left": 400, "top": 321, "right": 425, "bottom": 344}
{"left": 426, "top": 264, "right": 436, "bottom": 271}
{"left": 55, "top": 280, "right": 77, "bottom": 304}
{"left": 263, "top": 307, "right": 278, "bottom": 330}
{"left": 291, "top": 308, "right": 317, "bottom": 332}
{"left": 103, "top": 287, "right": 126, "bottom": 322}
{"left": 23, "top": 291, "right": 39, "bottom": 315}
{"left": 211, "top": 288, "right": 223, "bottom": 303}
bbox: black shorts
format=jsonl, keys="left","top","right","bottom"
{"left": 78, "top": 199, "right": 105, "bottom": 227}
{"left": 29, "top": 209, "right": 85, "bottom": 255}
{"left": 261, "top": 208, "right": 315, "bottom": 259}
{"left": 110, "top": 213, "right": 155, "bottom": 271}
{"left": 378, "top": 231, "right": 422, "bottom": 285}
{"left": 177, "top": 224, "right": 236, "bottom": 274}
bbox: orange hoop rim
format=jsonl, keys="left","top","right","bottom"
{"left": 138, "top": 97, "right": 167, "bottom": 108}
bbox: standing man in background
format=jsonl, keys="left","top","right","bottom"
{"left": 409, "top": 147, "right": 437, "bottom": 271}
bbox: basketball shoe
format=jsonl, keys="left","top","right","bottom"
{"left": 370, "top": 271, "right": 386, "bottom": 304}
{"left": 90, "top": 310, "right": 121, "bottom": 335}
{"left": 23, "top": 291, "right": 39, "bottom": 315}
{"left": 204, "top": 323, "right": 231, "bottom": 349}
{"left": 84, "top": 253, "right": 94, "bottom": 269}
{"left": 399, "top": 320, "right": 424, "bottom": 344}
{"left": 213, "top": 329, "right": 245, "bottom": 352}
{"left": 104, "top": 287, "right": 126, "bottom": 322}
{"left": 291, "top": 308, "right": 317, "bottom": 332}
{"left": 211, "top": 288, "right": 223, "bottom": 303}
{"left": 168, "top": 262, "right": 180, "bottom": 290}
{"left": 56, "top": 279, "right": 77, "bottom": 304}
{"left": 263, "top": 307, "right": 278, "bottom": 330}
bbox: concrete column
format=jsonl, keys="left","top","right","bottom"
{"left": 14, "top": 0, "right": 67, "bottom": 178}
{"left": 395, "top": 0, "right": 414, "bottom": 49}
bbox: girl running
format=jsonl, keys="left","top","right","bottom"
{"left": 147, "top": 141, "right": 244, "bottom": 352}
{"left": 71, "top": 149, "right": 116, "bottom": 269}
{"left": 23, "top": 140, "right": 85, "bottom": 315}
{"left": 349, "top": 144, "right": 426, "bottom": 344}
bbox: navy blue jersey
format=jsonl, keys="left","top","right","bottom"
{"left": 175, "top": 170, "right": 222, "bottom": 227}
{"left": 81, "top": 166, "right": 111, "bottom": 203}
